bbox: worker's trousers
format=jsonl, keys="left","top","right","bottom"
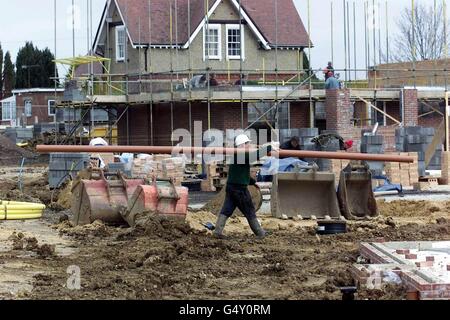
{"left": 220, "top": 184, "right": 257, "bottom": 220}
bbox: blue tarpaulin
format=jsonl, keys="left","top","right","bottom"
{"left": 259, "top": 157, "right": 309, "bottom": 176}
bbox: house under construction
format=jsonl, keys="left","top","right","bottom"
{"left": 57, "top": 0, "right": 450, "bottom": 167}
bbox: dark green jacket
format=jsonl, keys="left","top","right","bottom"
{"left": 227, "top": 146, "right": 271, "bottom": 186}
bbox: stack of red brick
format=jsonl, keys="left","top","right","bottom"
{"left": 384, "top": 152, "right": 419, "bottom": 188}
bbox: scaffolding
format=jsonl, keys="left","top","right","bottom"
{"left": 50, "top": 0, "right": 450, "bottom": 147}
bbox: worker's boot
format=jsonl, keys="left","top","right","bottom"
{"left": 248, "top": 218, "right": 267, "bottom": 239}
{"left": 213, "top": 214, "right": 229, "bottom": 239}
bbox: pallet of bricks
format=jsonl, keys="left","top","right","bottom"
{"left": 202, "top": 161, "right": 228, "bottom": 192}
{"left": 131, "top": 154, "right": 185, "bottom": 186}
{"left": 384, "top": 152, "right": 419, "bottom": 190}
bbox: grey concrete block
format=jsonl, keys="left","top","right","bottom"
{"left": 406, "top": 144, "right": 428, "bottom": 152}
{"left": 404, "top": 126, "right": 424, "bottom": 135}
{"left": 362, "top": 135, "right": 383, "bottom": 145}
{"left": 407, "top": 135, "right": 422, "bottom": 144}
{"left": 298, "top": 128, "right": 319, "bottom": 137}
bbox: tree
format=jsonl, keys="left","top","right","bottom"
{"left": 0, "top": 43, "right": 3, "bottom": 100}
{"left": 15, "top": 42, "right": 59, "bottom": 89}
{"left": 393, "top": 3, "right": 449, "bottom": 62}
{"left": 3, "top": 52, "right": 15, "bottom": 98}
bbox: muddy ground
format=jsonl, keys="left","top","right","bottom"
{"left": 0, "top": 165, "right": 450, "bottom": 300}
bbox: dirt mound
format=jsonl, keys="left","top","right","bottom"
{"left": 54, "top": 220, "right": 113, "bottom": 239}
{"left": 0, "top": 171, "right": 55, "bottom": 205}
{"left": 55, "top": 181, "right": 73, "bottom": 210}
{"left": 202, "top": 185, "right": 263, "bottom": 216}
{"left": 7, "top": 233, "right": 56, "bottom": 258}
{"left": 0, "top": 135, "right": 37, "bottom": 165}
{"left": 377, "top": 200, "right": 439, "bottom": 217}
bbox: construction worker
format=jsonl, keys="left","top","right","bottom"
{"left": 214, "top": 134, "right": 271, "bottom": 239}
{"left": 325, "top": 71, "right": 340, "bottom": 89}
{"left": 209, "top": 73, "right": 219, "bottom": 87}
{"left": 324, "top": 61, "right": 334, "bottom": 80}
{"left": 281, "top": 136, "right": 301, "bottom": 151}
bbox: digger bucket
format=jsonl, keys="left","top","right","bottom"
{"left": 122, "top": 179, "right": 189, "bottom": 227}
{"left": 71, "top": 170, "right": 144, "bottom": 225}
{"left": 337, "top": 161, "right": 378, "bottom": 220}
{"left": 271, "top": 166, "right": 341, "bottom": 219}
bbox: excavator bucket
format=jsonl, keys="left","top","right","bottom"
{"left": 337, "top": 161, "right": 378, "bottom": 220}
{"left": 271, "top": 165, "right": 341, "bottom": 219}
{"left": 71, "top": 169, "right": 144, "bottom": 225}
{"left": 122, "top": 179, "right": 189, "bottom": 227}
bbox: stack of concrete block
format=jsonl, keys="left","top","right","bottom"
{"left": 311, "top": 130, "right": 341, "bottom": 171}
{"left": 33, "top": 123, "right": 65, "bottom": 136}
{"left": 360, "top": 135, "right": 384, "bottom": 176}
{"left": 4, "top": 127, "right": 33, "bottom": 143}
{"left": 49, "top": 153, "right": 90, "bottom": 188}
{"left": 396, "top": 127, "right": 441, "bottom": 176}
{"left": 202, "top": 161, "right": 228, "bottom": 192}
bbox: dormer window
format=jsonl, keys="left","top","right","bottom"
{"left": 116, "top": 25, "right": 126, "bottom": 62}
{"left": 204, "top": 24, "right": 222, "bottom": 60}
{"left": 226, "top": 24, "right": 245, "bottom": 60}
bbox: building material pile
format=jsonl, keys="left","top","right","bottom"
{"left": 360, "top": 135, "right": 384, "bottom": 176}
{"left": 202, "top": 161, "right": 228, "bottom": 192}
{"left": 385, "top": 153, "right": 419, "bottom": 188}
{"left": 131, "top": 154, "right": 186, "bottom": 186}
{"left": 396, "top": 127, "right": 440, "bottom": 175}
{"left": 352, "top": 241, "right": 450, "bottom": 300}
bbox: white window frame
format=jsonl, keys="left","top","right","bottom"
{"left": 226, "top": 24, "right": 245, "bottom": 60}
{"left": 203, "top": 24, "right": 222, "bottom": 61}
{"left": 115, "top": 25, "right": 126, "bottom": 62}
{"left": 1, "top": 101, "right": 16, "bottom": 121}
{"left": 24, "top": 99, "right": 32, "bottom": 117}
{"left": 48, "top": 100, "right": 56, "bottom": 116}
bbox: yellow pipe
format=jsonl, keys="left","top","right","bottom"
{"left": 1, "top": 214, "right": 43, "bottom": 220}
{"left": 1, "top": 205, "right": 46, "bottom": 210}
{"left": 1, "top": 200, "right": 45, "bottom": 220}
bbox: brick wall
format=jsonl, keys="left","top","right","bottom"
{"left": 118, "top": 102, "right": 248, "bottom": 146}
{"left": 419, "top": 113, "right": 442, "bottom": 129}
{"left": 325, "top": 89, "right": 353, "bottom": 136}
{"left": 403, "top": 89, "right": 419, "bottom": 126}
{"left": 325, "top": 89, "right": 398, "bottom": 152}
{"left": 368, "top": 58, "right": 450, "bottom": 88}
{"left": 15, "top": 92, "right": 63, "bottom": 125}
{"left": 290, "top": 102, "right": 310, "bottom": 128}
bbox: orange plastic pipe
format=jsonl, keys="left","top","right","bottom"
{"left": 36, "top": 145, "right": 414, "bottom": 163}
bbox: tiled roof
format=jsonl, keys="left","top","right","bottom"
{"left": 113, "top": 0, "right": 311, "bottom": 47}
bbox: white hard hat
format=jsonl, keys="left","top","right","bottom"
{"left": 235, "top": 134, "right": 251, "bottom": 147}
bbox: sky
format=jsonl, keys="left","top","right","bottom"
{"left": 0, "top": 0, "right": 445, "bottom": 79}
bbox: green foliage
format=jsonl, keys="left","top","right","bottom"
{"left": 15, "top": 42, "right": 59, "bottom": 89}
{"left": 0, "top": 43, "right": 3, "bottom": 100}
{"left": 3, "top": 51, "right": 15, "bottom": 98}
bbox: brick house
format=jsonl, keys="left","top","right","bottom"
{"left": 89, "top": 0, "right": 313, "bottom": 145}
{"left": 1, "top": 89, "right": 64, "bottom": 127}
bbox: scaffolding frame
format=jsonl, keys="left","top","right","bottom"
{"left": 52, "top": 0, "right": 450, "bottom": 148}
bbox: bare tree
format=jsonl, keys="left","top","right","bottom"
{"left": 393, "top": 2, "right": 449, "bottom": 62}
